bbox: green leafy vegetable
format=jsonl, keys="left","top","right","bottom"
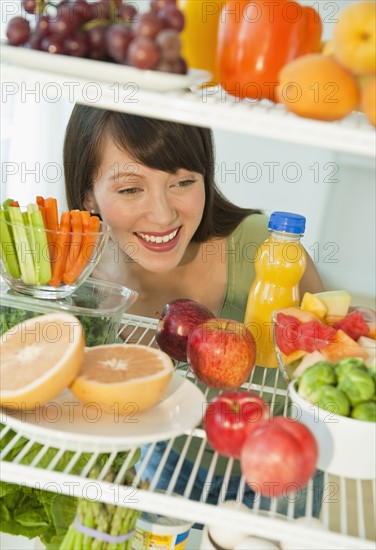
{"left": 0, "top": 307, "right": 122, "bottom": 347}
{"left": 0, "top": 426, "right": 141, "bottom": 548}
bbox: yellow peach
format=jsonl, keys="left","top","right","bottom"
{"left": 277, "top": 54, "right": 360, "bottom": 122}
{"left": 333, "top": 1, "right": 376, "bottom": 75}
{"left": 361, "top": 74, "right": 376, "bottom": 126}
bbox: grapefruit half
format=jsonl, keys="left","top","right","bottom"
{"left": 70, "top": 344, "right": 174, "bottom": 414}
{"left": 0, "top": 312, "right": 85, "bottom": 410}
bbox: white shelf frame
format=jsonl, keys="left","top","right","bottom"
{"left": 2, "top": 62, "right": 376, "bottom": 158}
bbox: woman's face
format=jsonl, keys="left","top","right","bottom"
{"left": 86, "top": 138, "right": 206, "bottom": 273}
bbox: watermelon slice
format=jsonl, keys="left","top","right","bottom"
{"left": 275, "top": 313, "right": 337, "bottom": 354}
{"left": 334, "top": 310, "right": 370, "bottom": 341}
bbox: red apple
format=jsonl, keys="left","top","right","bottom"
{"left": 187, "top": 319, "right": 256, "bottom": 389}
{"left": 155, "top": 299, "right": 214, "bottom": 362}
{"left": 203, "top": 390, "right": 269, "bottom": 458}
{"left": 240, "top": 416, "right": 318, "bottom": 498}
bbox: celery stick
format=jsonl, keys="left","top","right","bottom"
{"left": 2, "top": 198, "right": 14, "bottom": 210}
{"left": 30, "top": 209, "right": 52, "bottom": 285}
{"left": 7, "top": 206, "right": 37, "bottom": 284}
{"left": 26, "top": 204, "right": 39, "bottom": 283}
{"left": 0, "top": 209, "right": 21, "bottom": 278}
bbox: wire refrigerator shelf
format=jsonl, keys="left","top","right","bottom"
{"left": 1, "top": 314, "right": 375, "bottom": 550}
{"left": 2, "top": 59, "right": 375, "bottom": 159}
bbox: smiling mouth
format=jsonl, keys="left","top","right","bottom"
{"left": 134, "top": 227, "right": 180, "bottom": 244}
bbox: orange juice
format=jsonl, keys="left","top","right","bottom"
{"left": 178, "top": 0, "right": 222, "bottom": 83}
{"left": 244, "top": 212, "right": 307, "bottom": 368}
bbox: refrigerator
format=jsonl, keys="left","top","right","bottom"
{"left": 1, "top": 1, "right": 375, "bottom": 549}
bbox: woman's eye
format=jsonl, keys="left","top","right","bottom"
{"left": 118, "top": 187, "right": 140, "bottom": 195}
{"left": 174, "top": 179, "right": 196, "bottom": 187}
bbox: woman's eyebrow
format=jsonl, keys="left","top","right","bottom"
{"left": 108, "top": 170, "right": 143, "bottom": 182}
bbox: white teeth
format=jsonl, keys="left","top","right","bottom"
{"left": 137, "top": 229, "right": 178, "bottom": 244}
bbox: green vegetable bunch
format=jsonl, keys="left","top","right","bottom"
{"left": 0, "top": 306, "right": 120, "bottom": 347}
{"left": 0, "top": 426, "right": 141, "bottom": 548}
{"left": 297, "top": 358, "right": 376, "bottom": 421}
{"left": 60, "top": 467, "right": 143, "bottom": 550}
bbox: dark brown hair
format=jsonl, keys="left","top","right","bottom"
{"left": 64, "top": 105, "right": 260, "bottom": 242}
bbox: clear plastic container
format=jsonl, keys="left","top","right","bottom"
{"left": 0, "top": 277, "right": 138, "bottom": 346}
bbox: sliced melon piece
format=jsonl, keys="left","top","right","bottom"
{"left": 368, "top": 322, "right": 376, "bottom": 340}
{"left": 301, "top": 292, "right": 327, "bottom": 320}
{"left": 321, "top": 330, "right": 368, "bottom": 363}
{"left": 280, "top": 349, "right": 307, "bottom": 365}
{"left": 358, "top": 336, "right": 376, "bottom": 368}
{"left": 280, "top": 307, "right": 321, "bottom": 323}
{"left": 314, "top": 290, "right": 351, "bottom": 322}
{"left": 293, "top": 351, "right": 327, "bottom": 379}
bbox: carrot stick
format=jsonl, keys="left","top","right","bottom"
{"left": 48, "top": 212, "right": 71, "bottom": 287}
{"left": 10, "top": 201, "right": 20, "bottom": 207}
{"left": 63, "top": 210, "right": 82, "bottom": 275}
{"left": 44, "top": 198, "right": 58, "bottom": 230}
{"left": 36, "top": 196, "right": 47, "bottom": 228}
{"left": 80, "top": 210, "right": 91, "bottom": 231}
{"left": 62, "top": 215, "right": 100, "bottom": 286}
{"left": 44, "top": 197, "right": 59, "bottom": 261}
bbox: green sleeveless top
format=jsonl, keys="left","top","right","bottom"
{"left": 173, "top": 214, "right": 288, "bottom": 474}
{"left": 219, "top": 214, "right": 269, "bottom": 321}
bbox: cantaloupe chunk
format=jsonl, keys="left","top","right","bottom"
{"left": 314, "top": 290, "right": 352, "bottom": 321}
{"left": 321, "top": 329, "right": 369, "bottom": 362}
{"left": 368, "top": 322, "right": 376, "bottom": 340}
{"left": 280, "top": 307, "right": 321, "bottom": 323}
{"left": 301, "top": 292, "right": 327, "bottom": 320}
{"left": 280, "top": 349, "right": 307, "bottom": 365}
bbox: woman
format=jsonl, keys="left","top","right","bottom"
{"left": 64, "top": 105, "right": 324, "bottom": 516}
{"left": 64, "top": 105, "right": 323, "bottom": 319}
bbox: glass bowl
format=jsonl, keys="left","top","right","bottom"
{"left": 272, "top": 306, "right": 375, "bottom": 383}
{"left": 0, "top": 215, "right": 110, "bottom": 299}
{"left": 0, "top": 278, "right": 138, "bottom": 346}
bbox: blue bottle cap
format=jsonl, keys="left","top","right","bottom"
{"left": 268, "top": 212, "right": 306, "bottom": 234}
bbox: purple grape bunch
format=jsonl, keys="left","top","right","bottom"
{"left": 6, "top": 0, "right": 187, "bottom": 73}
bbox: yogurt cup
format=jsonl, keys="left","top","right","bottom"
{"left": 131, "top": 510, "right": 193, "bottom": 550}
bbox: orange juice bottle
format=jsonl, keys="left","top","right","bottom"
{"left": 178, "top": 0, "right": 222, "bottom": 83}
{"left": 244, "top": 212, "right": 307, "bottom": 368}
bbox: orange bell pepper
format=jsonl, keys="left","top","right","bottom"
{"left": 217, "top": 0, "right": 322, "bottom": 102}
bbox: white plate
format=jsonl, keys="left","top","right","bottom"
{"left": 1, "top": 42, "right": 211, "bottom": 91}
{"left": 1, "top": 373, "right": 205, "bottom": 452}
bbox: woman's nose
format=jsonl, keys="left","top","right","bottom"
{"left": 145, "top": 191, "right": 177, "bottom": 226}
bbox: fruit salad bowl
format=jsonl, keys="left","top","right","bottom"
{"left": 272, "top": 291, "right": 375, "bottom": 383}
{"left": 0, "top": 212, "right": 110, "bottom": 300}
{"left": 272, "top": 292, "right": 376, "bottom": 479}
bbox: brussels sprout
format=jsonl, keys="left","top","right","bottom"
{"left": 298, "top": 363, "right": 336, "bottom": 401}
{"left": 336, "top": 358, "right": 367, "bottom": 383}
{"left": 351, "top": 401, "right": 376, "bottom": 422}
{"left": 310, "top": 384, "right": 351, "bottom": 417}
{"left": 338, "top": 369, "right": 375, "bottom": 406}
